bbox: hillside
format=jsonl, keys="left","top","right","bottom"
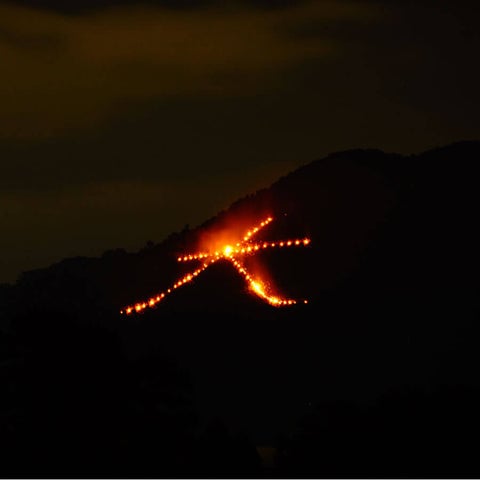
{"left": 1, "top": 141, "right": 480, "bottom": 476}
{"left": 2, "top": 141, "right": 479, "bottom": 319}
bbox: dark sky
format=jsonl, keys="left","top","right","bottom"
{"left": 0, "top": 0, "right": 479, "bottom": 283}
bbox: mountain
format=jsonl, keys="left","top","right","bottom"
{"left": 1, "top": 140, "right": 480, "bottom": 476}
{"left": 3, "top": 141, "right": 479, "bottom": 319}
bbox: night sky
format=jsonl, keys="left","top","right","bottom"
{"left": 1, "top": 0, "right": 478, "bottom": 284}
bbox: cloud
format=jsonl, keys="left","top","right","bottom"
{"left": 0, "top": 0, "right": 377, "bottom": 137}
{"left": 4, "top": 0, "right": 306, "bottom": 15}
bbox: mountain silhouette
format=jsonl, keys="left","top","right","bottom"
{"left": 1, "top": 140, "right": 480, "bottom": 476}
{"left": 2, "top": 140, "right": 479, "bottom": 319}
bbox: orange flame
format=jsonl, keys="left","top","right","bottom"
{"left": 177, "top": 238, "right": 311, "bottom": 262}
{"left": 120, "top": 216, "right": 310, "bottom": 315}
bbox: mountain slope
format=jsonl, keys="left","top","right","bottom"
{"left": 3, "top": 141, "right": 479, "bottom": 322}
{"left": 2, "top": 141, "right": 480, "bottom": 469}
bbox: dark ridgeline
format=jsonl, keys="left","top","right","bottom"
{"left": 1, "top": 141, "right": 480, "bottom": 477}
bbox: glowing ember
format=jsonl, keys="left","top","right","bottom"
{"left": 120, "top": 216, "right": 311, "bottom": 314}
